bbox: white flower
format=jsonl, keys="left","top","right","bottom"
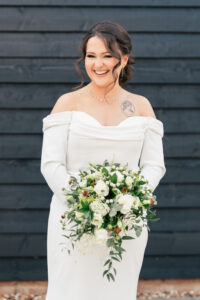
{"left": 75, "top": 211, "right": 84, "bottom": 221}
{"left": 94, "top": 228, "right": 108, "bottom": 245}
{"left": 125, "top": 176, "right": 133, "bottom": 187}
{"left": 89, "top": 200, "right": 110, "bottom": 216}
{"left": 143, "top": 199, "right": 151, "bottom": 205}
{"left": 93, "top": 171, "right": 102, "bottom": 180}
{"left": 132, "top": 196, "right": 141, "bottom": 210}
{"left": 122, "top": 212, "right": 137, "bottom": 230}
{"left": 142, "top": 207, "right": 147, "bottom": 218}
{"left": 94, "top": 180, "right": 109, "bottom": 196}
{"left": 86, "top": 174, "right": 95, "bottom": 180}
{"left": 116, "top": 194, "right": 134, "bottom": 214}
{"left": 116, "top": 171, "right": 124, "bottom": 183}
{"left": 79, "top": 179, "right": 87, "bottom": 188}
{"left": 91, "top": 213, "right": 103, "bottom": 228}
{"left": 75, "top": 233, "right": 96, "bottom": 256}
{"left": 122, "top": 170, "right": 128, "bottom": 175}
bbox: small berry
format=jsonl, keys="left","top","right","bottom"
{"left": 83, "top": 190, "right": 88, "bottom": 197}
{"left": 114, "top": 227, "right": 121, "bottom": 234}
{"left": 150, "top": 199, "right": 154, "bottom": 206}
{"left": 122, "top": 187, "right": 127, "bottom": 193}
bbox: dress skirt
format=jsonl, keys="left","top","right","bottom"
{"left": 45, "top": 195, "right": 148, "bottom": 300}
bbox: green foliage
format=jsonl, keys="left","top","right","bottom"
{"left": 121, "top": 235, "right": 135, "bottom": 240}
{"left": 110, "top": 173, "right": 117, "bottom": 184}
{"left": 61, "top": 161, "right": 160, "bottom": 283}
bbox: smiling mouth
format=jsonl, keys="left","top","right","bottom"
{"left": 94, "top": 70, "right": 109, "bottom": 76}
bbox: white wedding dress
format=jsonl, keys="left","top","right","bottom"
{"left": 40, "top": 110, "right": 166, "bottom": 300}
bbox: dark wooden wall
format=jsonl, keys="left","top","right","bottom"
{"left": 0, "top": 0, "right": 200, "bottom": 280}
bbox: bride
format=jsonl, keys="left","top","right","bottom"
{"left": 41, "top": 20, "right": 166, "bottom": 300}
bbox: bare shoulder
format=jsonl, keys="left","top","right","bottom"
{"left": 127, "top": 92, "right": 156, "bottom": 118}
{"left": 50, "top": 91, "right": 79, "bottom": 114}
{"left": 138, "top": 95, "right": 156, "bottom": 118}
{"left": 123, "top": 90, "right": 156, "bottom": 118}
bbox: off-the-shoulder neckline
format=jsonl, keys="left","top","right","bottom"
{"left": 44, "top": 110, "right": 163, "bottom": 128}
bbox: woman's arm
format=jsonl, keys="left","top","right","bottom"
{"left": 40, "top": 114, "right": 72, "bottom": 206}
{"left": 40, "top": 94, "right": 75, "bottom": 205}
{"left": 139, "top": 97, "right": 166, "bottom": 192}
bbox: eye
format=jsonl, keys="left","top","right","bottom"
{"left": 86, "top": 55, "right": 112, "bottom": 58}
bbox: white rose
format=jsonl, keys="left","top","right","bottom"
{"left": 93, "top": 171, "right": 102, "bottom": 180}
{"left": 125, "top": 176, "right": 133, "bottom": 187}
{"left": 94, "top": 180, "right": 109, "bottom": 196}
{"left": 91, "top": 213, "right": 103, "bottom": 228}
{"left": 116, "top": 194, "right": 134, "bottom": 214}
{"left": 89, "top": 200, "right": 110, "bottom": 216}
{"left": 94, "top": 228, "right": 108, "bottom": 245}
{"left": 132, "top": 196, "right": 141, "bottom": 209}
{"left": 116, "top": 171, "right": 124, "bottom": 183}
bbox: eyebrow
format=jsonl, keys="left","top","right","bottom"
{"left": 86, "top": 51, "right": 110, "bottom": 54}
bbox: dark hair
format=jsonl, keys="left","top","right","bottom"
{"left": 71, "top": 21, "right": 135, "bottom": 95}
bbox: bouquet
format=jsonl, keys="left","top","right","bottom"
{"left": 60, "top": 159, "right": 159, "bottom": 282}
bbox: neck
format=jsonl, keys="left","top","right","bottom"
{"left": 87, "top": 82, "right": 122, "bottom": 100}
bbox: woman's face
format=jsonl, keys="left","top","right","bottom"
{"left": 85, "top": 36, "right": 128, "bottom": 87}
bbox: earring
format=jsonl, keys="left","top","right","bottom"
{"left": 121, "top": 67, "right": 124, "bottom": 77}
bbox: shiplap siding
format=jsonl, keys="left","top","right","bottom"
{"left": 0, "top": 0, "right": 200, "bottom": 280}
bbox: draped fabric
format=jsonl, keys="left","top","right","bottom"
{"left": 40, "top": 110, "right": 166, "bottom": 300}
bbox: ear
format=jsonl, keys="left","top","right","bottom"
{"left": 123, "top": 54, "right": 130, "bottom": 67}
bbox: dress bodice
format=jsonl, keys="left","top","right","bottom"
{"left": 41, "top": 110, "right": 166, "bottom": 210}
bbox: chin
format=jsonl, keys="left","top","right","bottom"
{"left": 91, "top": 78, "right": 114, "bottom": 88}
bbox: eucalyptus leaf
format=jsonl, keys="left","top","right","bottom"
{"left": 121, "top": 235, "right": 134, "bottom": 240}
{"left": 111, "top": 173, "right": 117, "bottom": 184}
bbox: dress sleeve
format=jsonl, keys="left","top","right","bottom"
{"left": 40, "top": 111, "right": 72, "bottom": 205}
{"left": 139, "top": 117, "right": 166, "bottom": 192}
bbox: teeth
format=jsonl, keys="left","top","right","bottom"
{"left": 95, "top": 71, "right": 108, "bottom": 75}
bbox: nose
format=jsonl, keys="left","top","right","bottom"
{"left": 94, "top": 58, "right": 104, "bottom": 68}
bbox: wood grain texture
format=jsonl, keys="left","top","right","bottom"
{"left": 0, "top": 0, "right": 200, "bottom": 7}
{"left": 0, "top": 256, "right": 199, "bottom": 280}
{"left": 0, "top": 2, "right": 199, "bottom": 280}
{"left": 0, "top": 33, "right": 199, "bottom": 58}
{"left": 0, "top": 7, "right": 199, "bottom": 32}
{"left": 0, "top": 58, "right": 199, "bottom": 83}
